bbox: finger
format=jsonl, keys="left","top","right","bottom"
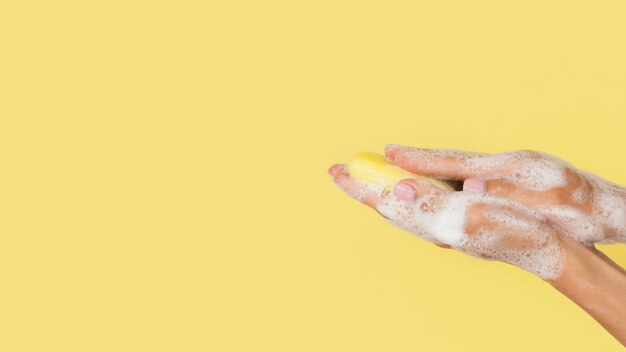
{"left": 334, "top": 172, "right": 420, "bottom": 222}
{"left": 383, "top": 179, "right": 455, "bottom": 244}
{"left": 462, "top": 203, "right": 562, "bottom": 274}
{"left": 331, "top": 166, "right": 462, "bottom": 247}
{"left": 333, "top": 171, "right": 443, "bottom": 225}
{"left": 465, "top": 201, "right": 543, "bottom": 236}
{"left": 485, "top": 168, "right": 586, "bottom": 205}
{"left": 385, "top": 144, "right": 511, "bottom": 180}
{"left": 465, "top": 167, "right": 589, "bottom": 220}
{"left": 332, "top": 172, "right": 382, "bottom": 209}
{"left": 393, "top": 178, "right": 440, "bottom": 201}
{"left": 485, "top": 206, "right": 547, "bottom": 242}
{"left": 327, "top": 163, "right": 346, "bottom": 177}
{"left": 463, "top": 178, "right": 487, "bottom": 192}
{"left": 464, "top": 178, "right": 529, "bottom": 200}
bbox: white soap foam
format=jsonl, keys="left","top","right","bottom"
{"left": 408, "top": 193, "right": 471, "bottom": 247}
{"left": 342, "top": 149, "right": 626, "bottom": 279}
{"left": 463, "top": 226, "right": 564, "bottom": 280}
{"left": 510, "top": 159, "right": 568, "bottom": 191}
{"left": 373, "top": 187, "right": 565, "bottom": 279}
{"left": 465, "top": 151, "right": 568, "bottom": 191}
{"left": 585, "top": 171, "right": 626, "bottom": 243}
{"left": 522, "top": 169, "right": 626, "bottom": 245}
{"left": 541, "top": 205, "right": 602, "bottom": 244}
{"left": 482, "top": 206, "right": 541, "bottom": 233}
{"left": 464, "top": 151, "right": 513, "bottom": 174}
{"left": 441, "top": 149, "right": 626, "bottom": 245}
{"left": 404, "top": 149, "right": 569, "bottom": 191}
{"left": 571, "top": 185, "right": 588, "bottom": 204}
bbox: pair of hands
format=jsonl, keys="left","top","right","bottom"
{"left": 329, "top": 145, "right": 626, "bottom": 280}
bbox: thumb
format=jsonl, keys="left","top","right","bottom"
{"left": 385, "top": 144, "right": 509, "bottom": 180}
{"left": 462, "top": 178, "right": 487, "bottom": 192}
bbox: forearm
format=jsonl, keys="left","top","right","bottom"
{"left": 549, "top": 233, "right": 626, "bottom": 346}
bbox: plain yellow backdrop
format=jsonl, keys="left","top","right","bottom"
{"left": 1, "top": 0, "right": 625, "bottom": 351}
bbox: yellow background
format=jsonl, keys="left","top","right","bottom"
{"left": 1, "top": 0, "right": 625, "bottom": 351}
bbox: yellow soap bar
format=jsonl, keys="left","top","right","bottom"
{"left": 346, "top": 152, "right": 455, "bottom": 191}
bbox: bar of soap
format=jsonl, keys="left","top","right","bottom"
{"left": 346, "top": 151, "right": 455, "bottom": 191}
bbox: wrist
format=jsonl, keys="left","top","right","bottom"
{"left": 549, "top": 233, "right": 626, "bottom": 345}
{"left": 550, "top": 234, "right": 614, "bottom": 287}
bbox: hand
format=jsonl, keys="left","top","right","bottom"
{"left": 329, "top": 150, "right": 626, "bottom": 345}
{"left": 328, "top": 164, "right": 565, "bottom": 280}
{"left": 385, "top": 145, "right": 626, "bottom": 245}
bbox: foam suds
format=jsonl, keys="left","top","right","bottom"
{"left": 341, "top": 148, "right": 626, "bottom": 279}
{"left": 372, "top": 185, "right": 565, "bottom": 280}
{"left": 465, "top": 151, "right": 569, "bottom": 191}
{"left": 580, "top": 170, "right": 626, "bottom": 244}
{"left": 535, "top": 169, "right": 626, "bottom": 245}
{"left": 397, "top": 148, "right": 626, "bottom": 245}
{"left": 571, "top": 186, "right": 588, "bottom": 204}
{"left": 399, "top": 149, "right": 571, "bottom": 191}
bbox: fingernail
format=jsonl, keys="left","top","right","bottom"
{"left": 385, "top": 144, "right": 403, "bottom": 160}
{"left": 394, "top": 182, "right": 416, "bottom": 201}
{"left": 327, "top": 163, "right": 343, "bottom": 176}
{"left": 463, "top": 179, "right": 486, "bottom": 192}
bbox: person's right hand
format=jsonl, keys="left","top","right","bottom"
{"left": 328, "top": 163, "right": 565, "bottom": 280}
{"left": 385, "top": 145, "right": 626, "bottom": 245}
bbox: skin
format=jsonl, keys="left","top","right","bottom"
{"left": 385, "top": 145, "right": 626, "bottom": 245}
{"left": 328, "top": 144, "right": 626, "bottom": 346}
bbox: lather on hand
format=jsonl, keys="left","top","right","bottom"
{"left": 384, "top": 144, "right": 626, "bottom": 245}
{"left": 328, "top": 144, "right": 626, "bottom": 346}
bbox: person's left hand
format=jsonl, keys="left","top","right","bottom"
{"left": 383, "top": 144, "right": 626, "bottom": 245}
